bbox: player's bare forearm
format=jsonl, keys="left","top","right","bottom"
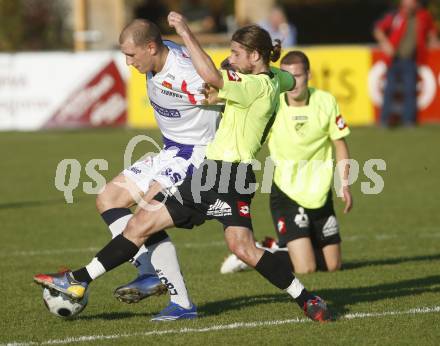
{"left": 334, "top": 137, "right": 353, "bottom": 213}
{"left": 373, "top": 28, "right": 394, "bottom": 56}
{"left": 168, "top": 11, "right": 223, "bottom": 89}
{"left": 334, "top": 138, "right": 350, "bottom": 181}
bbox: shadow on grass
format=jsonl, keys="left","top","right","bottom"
{"left": 75, "top": 274, "right": 440, "bottom": 320}
{"left": 75, "top": 311, "right": 153, "bottom": 321}
{"left": 0, "top": 197, "right": 87, "bottom": 210}
{"left": 343, "top": 254, "right": 440, "bottom": 270}
{"left": 198, "top": 274, "right": 440, "bottom": 319}
{"left": 321, "top": 274, "right": 440, "bottom": 316}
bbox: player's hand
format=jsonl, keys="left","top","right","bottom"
{"left": 340, "top": 186, "right": 353, "bottom": 214}
{"left": 382, "top": 41, "right": 394, "bottom": 57}
{"left": 201, "top": 83, "right": 222, "bottom": 105}
{"left": 168, "top": 11, "right": 190, "bottom": 37}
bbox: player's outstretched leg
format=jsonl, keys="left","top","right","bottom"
{"left": 97, "top": 176, "right": 168, "bottom": 303}
{"left": 34, "top": 201, "right": 174, "bottom": 301}
{"left": 224, "top": 227, "right": 332, "bottom": 322}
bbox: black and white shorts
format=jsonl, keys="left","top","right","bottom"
{"left": 270, "top": 183, "right": 341, "bottom": 248}
{"left": 153, "top": 159, "right": 255, "bottom": 230}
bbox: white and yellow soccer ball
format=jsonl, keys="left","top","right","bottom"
{"left": 42, "top": 287, "right": 88, "bottom": 318}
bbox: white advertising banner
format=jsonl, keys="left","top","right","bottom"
{"left": 0, "top": 51, "right": 128, "bottom": 131}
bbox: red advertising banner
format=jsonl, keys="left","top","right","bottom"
{"left": 370, "top": 48, "right": 440, "bottom": 124}
{"left": 44, "top": 61, "right": 126, "bottom": 129}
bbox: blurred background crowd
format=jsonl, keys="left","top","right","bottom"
{"left": 0, "top": 0, "right": 438, "bottom": 51}
{"left": 0, "top": 0, "right": 439, "bottom": 130}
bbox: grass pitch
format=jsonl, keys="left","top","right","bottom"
{"left": 1, "top": 126, "right": 440, "bottom": 345}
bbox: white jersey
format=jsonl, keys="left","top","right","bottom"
{"left": 146, "top": 41, "right": 220, "bottom": 145}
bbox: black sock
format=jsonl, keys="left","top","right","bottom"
{"left": 101, "top": 207, "right": 132, "bottom": 226}
{"left": 273, "top": 250, "right": 294, "bottom": 271}
{"left": 144, "top": 230, "right": 169, "bottom": 247}
{"left": 294, "top": 289, "right": 315, "bottom": 308}
{"left": 255, "top": 250, "right": 295, "bottom": 289}
{"left": 72, "top": 234, "right": 139, "bottom": 283}
{"left": 72, "top": 268, "right": 93, "bottom": 284}
{"left": 255, "top": 251, "right": 313, "bottom": 308}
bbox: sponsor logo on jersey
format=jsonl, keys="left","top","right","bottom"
{"left": 165, "top": 73, "right": 175, "bottom": 81}
{"left": 277, "top": 217, "right": 287, "bottom": 234}
{"left": 207, "top": 199, "right": 232, "bottom": 217}
{"left": 161, "top": 89, "right": 183, "bottom": 99}
{"left": 292, "top": 115, "right": 308, "bottom": 121}
{"left": 226, "top": 70, "right": 242, "bottom": 82}
{"left": 237, "top": 201, "right": 251, "bottom": 218}
{"left": 150, "top": 100, "right": 181, "bottom": 118}
{"left": 336, "top": 115, "right": 347, "bottom": 130}
{"left": 295, "top": 122, "right": 306, "bottom": 135}
{"left": 162, "top": 80, "right": 173, "bottom": 89}
{"left": 294, "top": 207, "right": 309, "bottom": 228}
{"left": 181, "top": 80, "right": 197, "bottom": 105}
{"left": 322, "top": 215, "right": 339, "bottom": 237}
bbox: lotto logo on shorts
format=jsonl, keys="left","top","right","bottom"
{"left": 226, "top": 70, "right": 241, "bottom": 82}
{"left": 237, "top": 201, "right": 250, "bottom": 218}
{"left": 277, "top": 217, "right": 287, "bottom": 234}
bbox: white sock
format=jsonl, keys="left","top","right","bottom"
{"left": 150, "top": 238, "right": 191, "bottom": 309}
{"left": 108, "top": 214, "right": 132, "bottom": 238}
{"left": 85, "top": 257, "right": 106, "bottom": 280}
{"left": 107, "top": 214, "right": 154, "bottom": 273}
{"left": 285, "top": 278, "right": 305, "bottom": 299}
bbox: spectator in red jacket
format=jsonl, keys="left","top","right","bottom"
{"left": 373, "top": 0, "right": 438, "bottom": 127}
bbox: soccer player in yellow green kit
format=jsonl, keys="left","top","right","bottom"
{"left": 34, "top": 15, "right": 331, "bottom": 322}
{"left": 268, "top": 50, "right": 352, "bottom": 274}
{"left": 221, "top": 50, "right": 352, "bottom": 275}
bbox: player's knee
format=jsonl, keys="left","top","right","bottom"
{"left": 96, "top": 183, "right": 130, "bottom": 213}
{"left": 326, "top": 259, "right": 342, "bottom": 272}
{"left": 95, "top": 189, "right": 109, "bottom": 213}
{"left": 124, "top": 213, "right": 153, "bottom": 242}
{"left": 294, "top": 263, "right": 317, "bottom": 274}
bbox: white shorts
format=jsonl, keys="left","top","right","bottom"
{"left": 123, "top": 139, "right": 207, "bottom": 193}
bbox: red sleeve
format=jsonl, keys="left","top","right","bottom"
{"left": 426, "top": 12, "right": 437, "bottom": 34}
{"left": 375, "top": 13, "right": 394, "bottom": 32}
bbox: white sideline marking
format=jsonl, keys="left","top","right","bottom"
{"left": 0, "top": 242, "right": 226, "bottom": 258}
{"left": 3, "top": 306, "right": 440, "bottom": 346}
{"left": 4, "top": 231, "right": 440, "bottom": 258}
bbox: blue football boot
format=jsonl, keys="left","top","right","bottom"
{"left": 151, "top": 302, "right": 198, "bottom": 321}
{"left": 114, "top": 274, "right": 167, "bottom": 304}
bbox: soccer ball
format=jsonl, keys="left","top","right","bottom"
{"left": 42, "top": 287, "right": 88, "bottom": 318}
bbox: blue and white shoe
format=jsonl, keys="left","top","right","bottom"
{"left": 34, "top": 270, "right": 88, "bottom": 300}
{"left": 151, "top": 302, "right": 198, "bottom": 321}
{"left": 114, "top": 274, "right": 167, "bottom": 304}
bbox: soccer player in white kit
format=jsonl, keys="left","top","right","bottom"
{"left": 94, "top": 19, "right": 220, "bottom": 320}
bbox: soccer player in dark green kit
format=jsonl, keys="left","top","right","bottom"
{"left": 34, "top": 12, "right": 331, "bottom": 322}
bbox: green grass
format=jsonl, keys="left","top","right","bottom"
{"left": 1, "top": 126, "right": 440, "bottom": 345}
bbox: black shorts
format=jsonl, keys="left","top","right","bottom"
{"left": 153, "top": 159, "right": 255, "bottom": 230}
{"left": 270, "top": 183, "right": 341, "bottom": 248}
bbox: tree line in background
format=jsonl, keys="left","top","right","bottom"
{"left": 0, "top": 0, "right": 72, "bottom": 51}
{"left": 0, "top": 0, "right": 438, "bottom": 51}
